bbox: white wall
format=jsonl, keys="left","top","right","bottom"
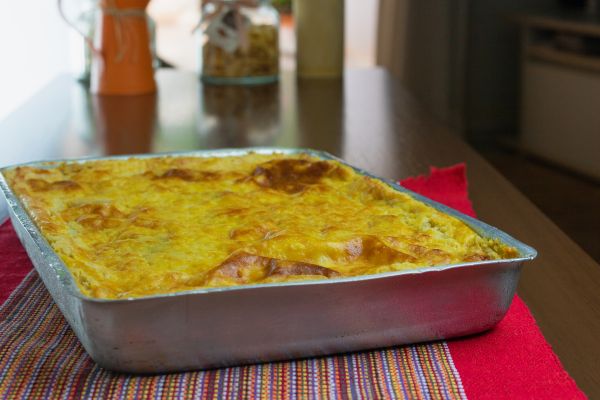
{"left": 345, "top": 0, "right": 379, "bottom": 68}
{"left": 0, "top": 0, "right": 71, "bottom": 123}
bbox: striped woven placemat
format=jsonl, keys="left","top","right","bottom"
{"left": 0, "top": 271, "right": 466, "bottom": 399}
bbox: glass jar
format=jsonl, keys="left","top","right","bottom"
{"left": 199, "top": 0, "right": 279, "bottom": 85}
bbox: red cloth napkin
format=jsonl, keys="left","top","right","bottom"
{"left": 401, "top": 164, "right": 586, "bottom": 400}
{"left": 0, "top": 223, "right": 32, "bottom": 304}
{"left": 0, "top": 163, "right": 586, "bottom": 399}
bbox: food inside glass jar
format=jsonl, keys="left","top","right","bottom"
{"left": 203, "top": 24, "right": 279, "bottom": 78}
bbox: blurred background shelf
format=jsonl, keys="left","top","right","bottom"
{"left": 527, "top": 44, "right": 600, "bottom": 72}
{"left": 516, "top": 11, "right": 600, "bottom": 181}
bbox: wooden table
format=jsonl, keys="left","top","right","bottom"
{"left": 1, "top": 69, "right": 599, "bottom": 396}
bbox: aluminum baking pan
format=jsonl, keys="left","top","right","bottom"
{"left": 0, "top": 148, "right": 537, "bottom": 373}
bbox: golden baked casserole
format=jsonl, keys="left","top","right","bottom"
{"left": 4, "top": 153, "right": 518, "bottom": 299}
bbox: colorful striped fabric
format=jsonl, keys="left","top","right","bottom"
{"left": 0, "top": 271, "right": 466, "bottom": 400}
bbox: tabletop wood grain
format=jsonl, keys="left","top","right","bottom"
{"left": 1, "top": 68, "right": 598, "bottom": 396}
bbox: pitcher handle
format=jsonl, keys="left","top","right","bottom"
{"left": 57, "top": 0, "right": 103, "bottom": 59}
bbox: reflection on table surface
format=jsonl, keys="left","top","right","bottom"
{"left": 92, "top": 93, "right": 157, "bottom": 155}
{"left": 23, "top": 70, "right": 346, "bottom": 160}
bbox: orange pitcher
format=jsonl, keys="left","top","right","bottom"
{"left": 60, "top": 0, "right": 157, "bottom": 95}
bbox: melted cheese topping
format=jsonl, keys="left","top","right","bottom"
{"left": 5, "top": 153, "right": 518, "bottom": 299}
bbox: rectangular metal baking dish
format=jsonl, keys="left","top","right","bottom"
{"left": 0, "top": 148, "right": 537, "bottom": 373}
